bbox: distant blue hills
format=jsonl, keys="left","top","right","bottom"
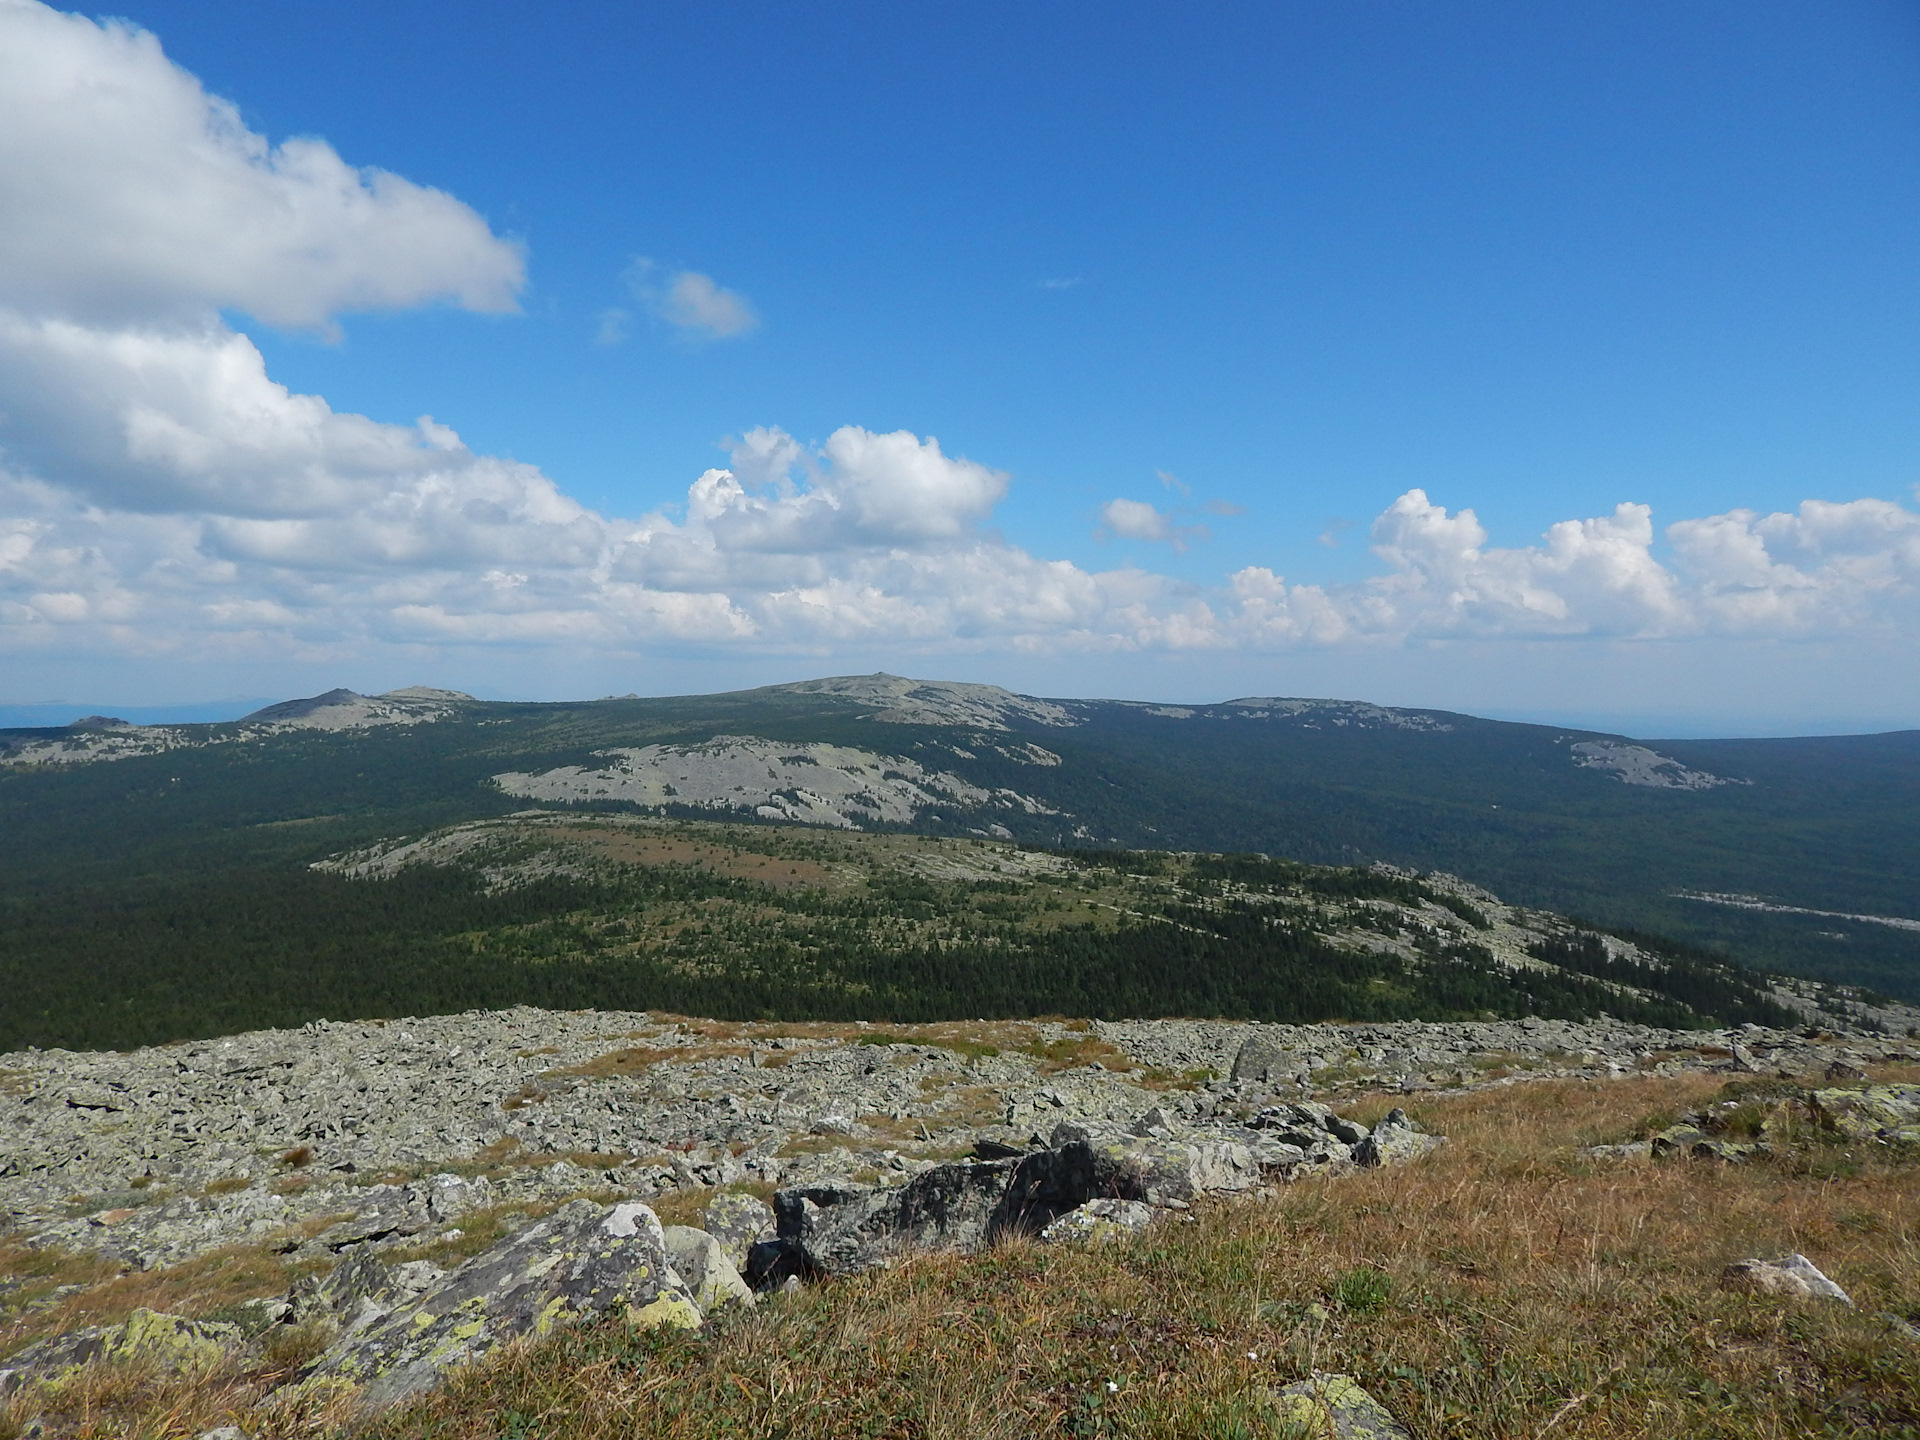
{"left": 0, "top": 699, "right": 276, "bottom": 727}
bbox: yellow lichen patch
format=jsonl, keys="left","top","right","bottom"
{"left": 106, "top": 1308, "right": 235, "bottom": 1372}
{"left": 625, "top": 1292, "right": 701, "bottom": 1332}
{"left": 532, "top": 1295, "right": 574, "bottom": 1338}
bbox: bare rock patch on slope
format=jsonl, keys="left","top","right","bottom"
{"left": 764, "top": 673, "right": 1081, "bottom": 730}
{"left": 493, "top": 735, "right": 1057, "bottom": 829}
{"left": 1570, "top": 740, "right": 1745, "bottom": 790}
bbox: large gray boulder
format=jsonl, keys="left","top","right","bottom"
{"left": 1231, "top": 1033, "right": 1307, "bottom": 1085}
{"left": 296, "top": 1198, "right": 699, "bottom": 1413}
{"left": 287, "top": 1248, "right": 447, "bottom": 1338}
{"left": 761, "top": 1159, "right": 1021, "bottom": 1281}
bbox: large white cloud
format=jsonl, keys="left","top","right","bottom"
{"left": 2, "top": 0, "right": 1918, "bottom": 678}
{"left": 1218, "top": 490, "right": 1920, "bottom": 650}
{"left": 0, "top": 0, "right": 521, "bottom": 329}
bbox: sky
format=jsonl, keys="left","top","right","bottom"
{"left": 2, "top": 0, "right": 1919, "bottom": 735}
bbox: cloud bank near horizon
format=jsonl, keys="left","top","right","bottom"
{"left": 1, "top": 0, "right": 1917, "bottom": 679}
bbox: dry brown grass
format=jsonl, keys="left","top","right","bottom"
{"left": 561, "top": 826, "right": 848, "bottom": 892}
{"left": 350, "top": 1073, "right": 1920, "bottom": 1440}
{"left": 0, "top": 1240, "right": 301, "bottom": 1369}
{"left": 7, "top": 1071, "right": 1920, "bottom": 1438}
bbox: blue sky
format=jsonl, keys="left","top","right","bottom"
{"left": 2, "top": 1, "right": 1919, "bottom": 732}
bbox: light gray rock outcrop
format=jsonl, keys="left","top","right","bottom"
{"left": 1039, "top": 1198, "right": 1157, "bottom": 1244}
{"left": 1354, "top": 1109, "right": 1446, "bottom": 1167}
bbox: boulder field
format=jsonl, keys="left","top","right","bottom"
{"left": 1, "top": 1005, "right": 1911, "bottom": 1414}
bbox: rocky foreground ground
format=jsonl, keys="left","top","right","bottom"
{"left": 3, "top": 1007, "right": 1918, "bottom": 1430}
{"left": 3, "top": 1007, "right": 1913, "bottom": 1272}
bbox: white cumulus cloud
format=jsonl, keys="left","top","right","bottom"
{"left": 2, "top": 1, "right": 1918, "bottom": 685}
{"left": 1099, "top": 497, "right": 1208, "bottom": 553}
{"left": 1214, "top": 490, "right": 1920, "bottom": 650}
{"left": 0, "top": 0, "right": 522, "bottom": 331}
{"left": 623, "top": 259, "right": 758, "bottom": 339}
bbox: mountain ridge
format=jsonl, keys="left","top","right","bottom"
{"left": 2, "top": 673, "right": 1917, "bottom": 1022}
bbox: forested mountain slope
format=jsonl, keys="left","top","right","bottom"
{"left": 1, "top": 673, "right": 1915, "bottom": 1047}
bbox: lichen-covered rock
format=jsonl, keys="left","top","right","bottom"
{"left": 703, "top": 1190, "right": 775, "bottom": 1273}
{"left": 1265, "top": 1372, "right": 1412, "bottom": 1439}
{"left": 1354, "top": 1110, "right": 1445, "bottom": 1168}
{"left": 1580, "top": 1140, "right": 1653, "bottom": 1161}
{"left": 0, "top": 1308, "right": 240, "bottom": 1396}
{"left": 1719, "top": 1253, "right": 1852, "bottom": 1304}
{"left": 1649, "top": 1124, "right": 1709, "bottom": 1157}
{"left": 1039, "top": 1198, "right": 1156, "bottom": 1244}
{"left": 288, "top": 1249, "right": 447, "bottom": 1338}
{"left": 1809, "top": 1085, "right": 1920, "bottom": 1144}
{"left": 662, "top": 1225, "right": 754, "bottom": 1314}
{"left": 297, "top": 1199, "right": 699, "bottom": 1413}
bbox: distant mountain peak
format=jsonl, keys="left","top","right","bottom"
{"left": 380, "top": 686, "right": 476, "bottom": 702}
{"left": 761, "top": 673, "right": 1080, "bottom": 730}
{"left": 1214, "top": 697, "right": 1455, "bottom": 732}
{"left": 242, "top": 686, "right": 469, "bottom": 731}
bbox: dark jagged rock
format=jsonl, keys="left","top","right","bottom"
{"left": 761, "top": 1159, "right": 1022, "bottom": 1282}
